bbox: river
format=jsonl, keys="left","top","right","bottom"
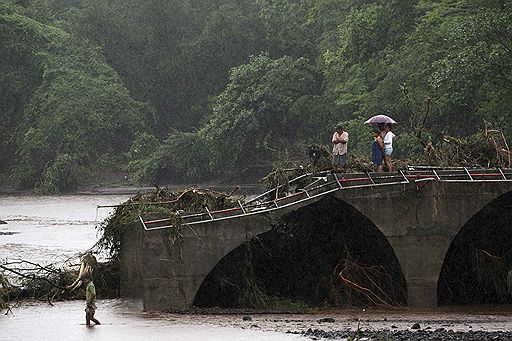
{"left": 1, "top": 194, "right": 512, "bottom": 341}
{"left": 0, "top": 194, "right": 303, "bottom": 340}
{"left": 0, "top": 194, "right": 128, "bottom": 264}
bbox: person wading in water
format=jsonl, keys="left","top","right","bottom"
{"left": 66, "top": 253, "right": 101, "bottom": 326}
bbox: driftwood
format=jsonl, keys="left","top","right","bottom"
{"left": 0, "top": 252, "right": 120, "bottom": 313}
{"left": 335, "top": 253, "right": 403, "bottom": 308}
{"left": 0, "top": 264, "right": 67, "bottom": 291}
{"left": 0, "top": 258, "right": 78, "bottom": 312}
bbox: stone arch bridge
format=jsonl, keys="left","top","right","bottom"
{"left": 119, "top": 167, "right": 512, "bottom": 311}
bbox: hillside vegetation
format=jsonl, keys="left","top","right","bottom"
{"left": 1, "top": 0, "right": 511, "bottom": 192}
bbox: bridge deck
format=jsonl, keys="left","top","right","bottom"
{"left": 140, "top": 167, "right": 512, "bottom": 231}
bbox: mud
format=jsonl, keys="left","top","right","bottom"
{"left": 179, "top": 306, "right": 512, "bottom": 340}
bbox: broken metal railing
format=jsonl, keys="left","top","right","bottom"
{"left": 140, "top": 167, "right": 512, "bottom": 231}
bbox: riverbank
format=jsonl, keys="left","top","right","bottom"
{"left": 168, "top": 305, "right": 512, "bottom": 340}
{"left": 0, "top": 180, "right": 264, "bottom": 196}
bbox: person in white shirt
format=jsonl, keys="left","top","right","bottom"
{"left": 332, "top": 124, "right": 349, "bottom": 171}
{"left": 381, "top": 123, "right": 395, "bottom": 172}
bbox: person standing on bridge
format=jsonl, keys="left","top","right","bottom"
{"left": 381, "top": 123, "right": 395, "bottom": 172}
{"left": 332, "top": 124, "right": 349, "bottom": 172}
{"left": 371, "top": 128, "right": 384, "bottom": 172}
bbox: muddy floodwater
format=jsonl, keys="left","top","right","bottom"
{"left": 2, "top": 194, "right": 512, "bottom": 340}
{"left": 1, "top": 299, "right": 303, "bottom": 341}
{"left": 0, "top": 194, "right": 130, "bottom": 263}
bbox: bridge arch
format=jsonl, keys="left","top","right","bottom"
{"left": 438, "top": 190, "right": 512, "bottom": 305}
{"left": 193, "top": 195, "right": 407, "bottom": 308}
{"left": 127, "top": 172, "right": 512, "bottom": 310}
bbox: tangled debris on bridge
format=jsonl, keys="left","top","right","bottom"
{"left": 96, "top": 186, "right": 242, "bottom": 259}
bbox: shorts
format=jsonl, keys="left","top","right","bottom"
{"left": 332, "top": 153, "right": 347, "bottom": 167}
{"left": 85, "top": 304, "right": 96, "bottom": 315}
{"left": 384, "top": 146, "right": 393, "bottom": 156}
{"left": 372, "top": 152, "right": 383, "bottom": 165}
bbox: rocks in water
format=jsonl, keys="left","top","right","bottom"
{"left": 411, "top": 323, "right": 421, "bottom": 330}
{"left": 317, "top": 317, "right": 335, "bottom": 323}
{"left": 0, "top": 231, "right": 19, "bottom": 235}
{"left": 301, "top": 328, "right": 512, "bottom": 340}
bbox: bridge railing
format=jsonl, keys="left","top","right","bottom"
{"left": 139, "top": 167, "right": 512, "bottom": 231}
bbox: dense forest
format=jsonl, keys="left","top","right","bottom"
{"left": 1, "top": 0, "right": 511, "bottom": 193}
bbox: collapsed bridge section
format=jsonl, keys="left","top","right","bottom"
{"left": 121, "top": 167, "right": 512, "bottom": 310}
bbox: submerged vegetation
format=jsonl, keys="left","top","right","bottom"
{"left": 0, "top": 258, "right": 118, "bottom": 312}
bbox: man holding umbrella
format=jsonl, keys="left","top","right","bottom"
{"left": 332, "top": 124, "right": 349, "bottom": 171}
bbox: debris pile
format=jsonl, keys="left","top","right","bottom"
{"left": 420, "top": 124, "right": 510, "bottom": 168}
{"left": 335, "top": 253, "right": 404, "bottom": 308}
{"left": 0, "top": 254, "right": 119, "bottom": 313}
{"left": 96, "top": 186, "right": 242, "bottom": 259}
{"left": 1, "top": 259, "right": 78, "bottom": 312}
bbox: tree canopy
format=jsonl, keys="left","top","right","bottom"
{"left": 1, "top": 0, "right": 511, "bottom": 191}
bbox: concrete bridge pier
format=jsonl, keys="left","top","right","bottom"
{"left": 387, "top": 236, "right": 452, "bottom": 307}
{"left": 121, "top": 213, "right": 277, "bottom": 311}
{"left": 338, "top": 181, "right": 512, "bottom": 308}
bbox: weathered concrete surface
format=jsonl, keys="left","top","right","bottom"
{"left": 120, "top": 218, "right": 144, "bottom": 298}
{"left": 336, "top": 181, "right": 512, "bottom": 307}
{"left": 138, "top": 213, "right": 276, "bottom": 311}
{"left": 121, "top": 179, "right": 512, "bottom": 311}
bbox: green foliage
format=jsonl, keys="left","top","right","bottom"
{"left": 2, "top": 0, "right": 512, "bottom": 188}
{"left": 322, "top": 0, "right": 419, "bottom": 115}
{"left": 256, "top": 0, "right": 318, "bottom": 60}
{"left": 34, "top": 153, "right": 80, "bottom": 194}
{"left": 164, "top": 131, "right": 211, "bottom": 181}
{"left": 203, "top": 53, "right": 323, "bottom": 178}
{"left": 127, "top": 132, "right": 162, "bottom": 184}
{"left": 64, "top": 0, "right": 266, "bottom": 134}
{"left": 127, "top": 131, "right": 211, "bottom": 185}
{"left": 1, "top": 2, "right": 144, "bottom": 191}
{"left": 343, "top": 117, "right": 375, "bottom": 157}
{"left": 428, "top": 6, "right": 512, "bottom": 131}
